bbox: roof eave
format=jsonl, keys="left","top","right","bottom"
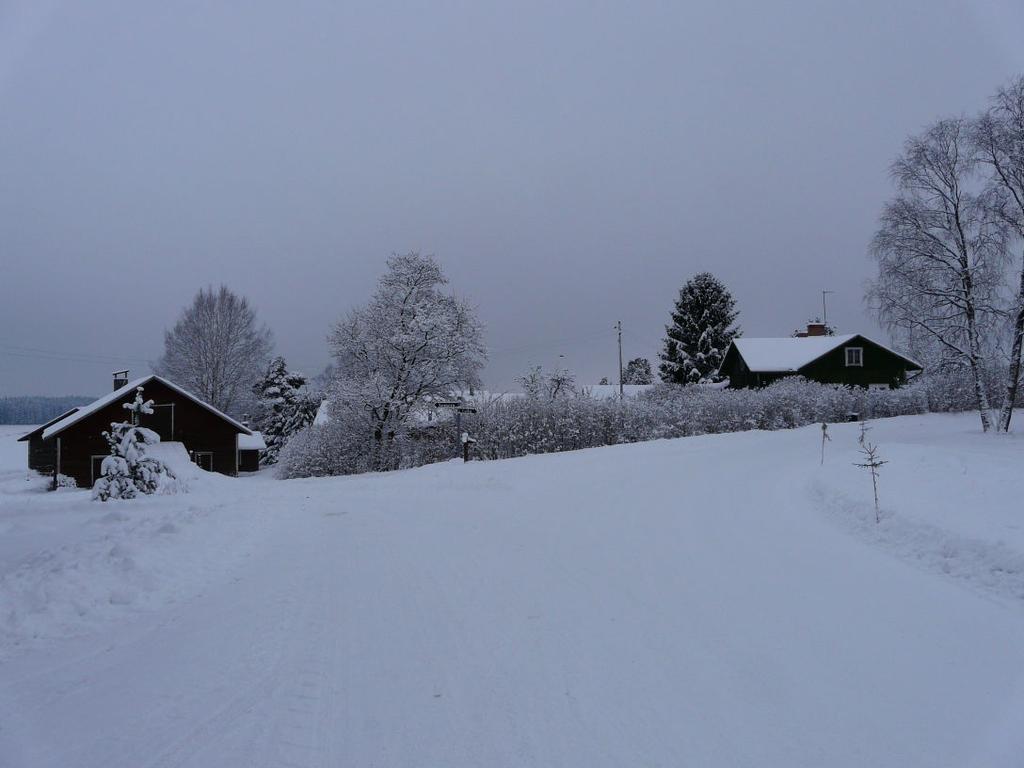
{"left": 19, "top": 407, "right": 82, "bottom": 441}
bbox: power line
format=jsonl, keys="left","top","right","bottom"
{"left": 0, "top": 342, "right": 153, "bottom": 366}
{"left": 486, "top": 329, "right": 610, "bottom": 358}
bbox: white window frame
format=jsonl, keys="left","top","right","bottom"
{"left": 845, "top": 347, "right": 864, "bottom": 367}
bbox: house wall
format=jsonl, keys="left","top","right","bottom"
{"left": 27, "top": 435, "right": 57, "bottom": 473}
{"left": 719, "top": 350, "right": 752, "bottom": 388}
{"left": 799, "top": 339, "right": 912, "bottom": 387}
{"left": 48, "top": 379, "right": 242, "bottom": 489}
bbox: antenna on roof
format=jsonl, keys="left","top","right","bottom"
{"left": 821, "top": 290, "right": 835, "bottom": 326}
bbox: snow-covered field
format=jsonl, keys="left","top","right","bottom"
{"left": 1, "top": 415, "right": 1023, "bottom": 767}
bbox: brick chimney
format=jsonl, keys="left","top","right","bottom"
{"left": 112, "top": 370, "right": 129, "bottom": 390}
{"left": 805, "top": 322, "right": 827, "bottom": 337}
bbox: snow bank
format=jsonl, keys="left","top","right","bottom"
{"left": 146, "top": 441, "right": 229, "bottom": 492}
{"left": 0, "top": 436, "right": 259, "bottom": 656}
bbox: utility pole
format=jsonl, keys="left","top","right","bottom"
{"left": 616, "top": 320, "right": 624, "bottom": 398}
{"left": 822, "top": 290, "right": 835, "bottom": 327}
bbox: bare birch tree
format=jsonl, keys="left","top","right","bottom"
{"left": 328, "top": 253, "right": 486, "bottom": 470}
{"left": 973, "top": 76, "right": 1024, "bottom": 432}
{"left": 155, "top": 285, "right": 273, "bottom": 415}
{"left": 868, "top": 118, "right": 1007, "bottom": 431}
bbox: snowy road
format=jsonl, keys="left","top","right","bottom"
{"left": 1, "top": 416, "right": 1024, "bottom": 767}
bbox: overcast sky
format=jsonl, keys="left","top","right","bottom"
{"left": 2, "top": 0, "right": 1023, "bottom": 396}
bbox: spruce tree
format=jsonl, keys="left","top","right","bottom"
{"left": 659, "top": 272, "right": 740, "bottom": 383}
{"left": 93, "top": 387, "right": 173, "bottom": 500}
{"left": 253, "top": 357, "right": 320, "bottom": 465}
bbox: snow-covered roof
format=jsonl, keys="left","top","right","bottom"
{"left": 581, "top": 384, "right": 653, "bottom": 399}
{"left": 238, "top": 431, "right": 267, "bottom": 451}
{"left": 725, "top": 334, "right": 923, "bottom": 373}
{"left": 18, "top": 407, "right": 81, "bottom": 441}
{"left": 441, "top": 390, "right": 523, "bottom": 405}
{"left": 41, "top": 375, "right": 252, "bottom": 440}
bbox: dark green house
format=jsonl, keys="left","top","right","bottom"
{"left": 718, "top": 328, "right": 922, "bottom": 389}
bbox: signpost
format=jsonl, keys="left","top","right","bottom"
{"left": 461, "top": 431, "right": 477, "bottom": 462}
{"left": 434, "top": 401, "right": 478, "bottom": 458}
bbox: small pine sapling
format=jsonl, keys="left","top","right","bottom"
{"left": 853, "top": 421, "right": 887, "bottom": 523}
{"left": 820, "top": 422, "right": 831, "bottom": 466}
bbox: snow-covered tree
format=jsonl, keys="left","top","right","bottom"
{"left": 93, "top": 387, "right": 173, "bottom": 501}
{"left": 868, "top": 118, "right": 1008, "bottom": 432}
{"left": 547, "top": 368, "right": 576, "bottom": 400}
{"left": 252, "top": 356, "right": 320, "bottom": 465}
{"left": 660, "top": 273, "right": 740, "bottom": 383}
{"left": 974, "top": 76, "right": 1024, "bottom": 432}
{"left": 622, "top": 357, "right": 653, "bottom": 385}
{"left": 155, "top": 285, "right": 273, "bottom": 416}
{"left": 516, "top": 365, "right": 576, "bottom": 400}
{"left": 328, "top": 253, "right": 486, "bottom": 471}
{"left": 517, "top": 365, "right": 547, "bottom": 399}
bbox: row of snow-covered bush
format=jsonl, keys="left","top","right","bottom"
{"left": 467, "top": 377, "right": 932, "bottom": 461}
{"left": 277, "top": 376, "right": 968, "bottom": 478}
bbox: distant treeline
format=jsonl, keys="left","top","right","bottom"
{"left": 0, "top": 396, "right": 95, "bottom": 425}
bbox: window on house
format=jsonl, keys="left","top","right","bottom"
{"left": 191, "top": 451, "right": 214, "bottom": 471}
{"left": 845, "top": 347, "right": 863, "bottom": 367}
{"left": 90, "top": 455, "right": 108, "bottom": 485}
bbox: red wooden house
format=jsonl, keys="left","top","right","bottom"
{"left": 19, "top": 373, "right": 252, "bottom": 489}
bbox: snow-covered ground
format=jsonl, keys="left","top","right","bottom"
{"left": 0, "top": 415, "right": 1023, "bottom": 767}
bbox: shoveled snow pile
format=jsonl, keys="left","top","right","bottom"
{"left": 0, "top": 416, "right": 1023, "bottom": 767}
{"left": 146, "top": 440, "right": 230, "bottom": 491}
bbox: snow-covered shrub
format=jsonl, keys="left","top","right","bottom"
{"left": 276, "top": 375, "right": 970, "bottom": 477}
{"left": 277, "top": 425, "right": 339, "bottom": 478}
{"left": 54, "top": 473, "right": 78, "bottom": 490}
{"left": 277, "top": 390, "right": 392, "bottom": 479}
{"left": 93, "top": 387, "right": 176, "bottom": 501}
{"left": 914, "top": 369, "right": 999, "bottom": 414}
{"left": 469, "top": 378, "right": 936, "bottom": 462}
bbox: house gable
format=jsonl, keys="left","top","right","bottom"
{"left": 797, "top": 335, "right": 921, "bottom": 387}
{"left": 39, "top": 377, "right": 248, "bottom": 488}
